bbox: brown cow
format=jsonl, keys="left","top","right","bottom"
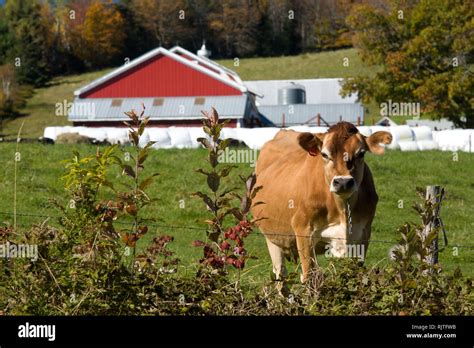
{"left": 251, "top": 122, "right": 392, "bottom": 285}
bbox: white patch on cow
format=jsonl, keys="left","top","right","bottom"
{"left": 265, "top": 238, "right": 287, "bottom": 280}
{"left": 329, "top": 175, "right": 358, "bottom": 193}
{"left": 316, "top": 220, "right": 368, "bottom": 260}
{"left": 319, "top": 223, "right": 346, "bottom": 240}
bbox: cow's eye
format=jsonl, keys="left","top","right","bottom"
{"left": 357, "top": 151, "right": 366, "bottom": 159}
{"left": 321, "top": 153, "right": 329, "bottom": 160}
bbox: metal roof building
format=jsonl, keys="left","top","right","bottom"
{"left": 69, "top": 45, "right": 259, "bottom": 127}
{"left": 244, "top": 78, "right": 364, "bottom": 126}
{"left": 245, "top": 79, "right": 358, "bottom": 106}
{"left": 257, "top": 104, "right": 364, "bottom": 127}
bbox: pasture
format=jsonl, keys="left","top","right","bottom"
{"left": 0, "top": 142, "right": 473, "bottom": 283}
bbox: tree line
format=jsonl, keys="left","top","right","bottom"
{"left": 0, "top": 0, "right": 472, "bottom": 128}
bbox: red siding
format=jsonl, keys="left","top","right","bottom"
{"left": 81, "top": 55, "right": 242, "bottom": 98}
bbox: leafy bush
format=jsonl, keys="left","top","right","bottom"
{"left": 192, "top": 108, "right": 261, "bottom": 281}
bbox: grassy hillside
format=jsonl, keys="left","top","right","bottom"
{"left": 1, "top": 69, "right": 112, "bottom": 139}
{"left": 218, "top": 48, "right": 375, "bottom": 80}
{"left": 1, "top": 48, "right": 386, "bottom": 139}
{"left": 0, "top": 144, "right": 472, "bottom": 280}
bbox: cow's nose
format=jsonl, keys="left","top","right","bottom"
{"left": 345, "top": 178, "right": 355, "bottom": 189}
{"left": 331, "top": 176, "right": 355, "bottom": 193}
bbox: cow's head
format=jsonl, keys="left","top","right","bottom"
{"left": 298, "top": 122, "right": 392, "bottom": 199}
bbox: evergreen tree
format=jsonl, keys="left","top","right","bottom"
{"left": 5, "top": 0, "right": 51, "bottom": 86}
{"left": 0, "top": 8, "right": 14, "bottom": 65}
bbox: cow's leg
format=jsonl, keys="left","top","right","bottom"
{"left": 295, "top": 236, "right": 314, "bottom": 283}
{"left": 292, "top": 220, "right": 314, "bottom": 283}
{"left": 265, "top": 237, "right": 289, "bottom": 295}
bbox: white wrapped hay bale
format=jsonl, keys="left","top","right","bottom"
{"left": 399, "top": 141, "right": 419, "bottom": 151}
{"left": 188, "top": 127, "right": 207, "bottom": 148}
{"left": 138, "top": 130, "right": 150, "bottom": 148}
{"left": 78, "top": 128, "right": 107, "bottom": 142}
{"left": 288, "top": 125, "right": 311, "bottom": 132}
{"left": 221, "top": 127, "right": 238, "bottom": 141}
{"left": 417, "top": 140, "right": 438, "bottom": 151}
{"left": 237, "top": 128, "right": 280, "bottom": 149}
{"left": 386, "top": 126, "right": 414, "bottom": 150}
{"left": 369, "top": 126, "right": 389, "bottom": 134}
{"left": 148, "top": 128, "right": 172, "bottom": 148}
{"left": 356, "top": 126, "right": 372, "bottom": 137}
{"left": 471, "top": 131, "right": 474, "bottom": 153}
{"left": 308, "top": 126, "right": 328, "bottom": 134}
{"left": 167, "top": 127, "right": 193, "bottom": 149}
{"left": 411, "top": 126, "right": 433, "bottom": 141}
{"left": 389, "top": 126, "right": 414, "bottom": 141}
{"left": 43, "top": 127, "right": 58, "bottom": 141}
{"left": 105, "top": 128, "right": 130, "bottom": 145}
{"left": 434, "top": 130, "right": 472, "bottom": 152}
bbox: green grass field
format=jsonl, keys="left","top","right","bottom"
{"left": 1, "top": 48, "right": 390, "bottom": 139}
{"left": 0, "top": 143, "right": 473, "bottom": 282}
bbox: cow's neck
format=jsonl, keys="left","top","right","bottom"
{"left": 332, "top": 191, "right": 359, "bottom": 226}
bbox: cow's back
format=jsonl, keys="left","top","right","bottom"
{"left": 256, "top": 129, "right": 306, "bottom": 175}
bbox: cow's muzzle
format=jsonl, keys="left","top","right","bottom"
{"left": 330, "top": 176, "right": 357, "bottom": 196}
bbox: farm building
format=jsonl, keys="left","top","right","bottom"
{"left": 245, "top": 79, "right": 364, "bottom": 127}
{"left": 69, "top": 45, "right": 363, "bottom": 128}
{"left": 69, "top": 45, "right": 261, "bottom": 128}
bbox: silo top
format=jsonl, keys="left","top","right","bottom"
{"left": 282, "top": 83, "right": 306, "bottom": 90}
{"left": 278, "top": 82, "right": 306, "bottom": 105}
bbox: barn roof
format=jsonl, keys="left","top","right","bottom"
{"left": 244, "top": 79, "right": 359, "bottom": 106}
{"left": 74, "top": 46, "right": 253, "bottom": 98}
{"left": 258, "top": 103, "right": 364, "bottom": 126}
{"left": 68, "top": 95, "right": 249, "bottom": 122}
{"left": 169, "top": 46, "right": 246, "bottom": 87}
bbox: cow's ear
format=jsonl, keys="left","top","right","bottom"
{"left": 366, "top": 131, "right": 392, "bottom": 155}
{"left": 298, "top": 132, "right": 324, "bottom": 156}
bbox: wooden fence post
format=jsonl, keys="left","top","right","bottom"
{"left": 317, "top": 113, "right": 320, "bottom": 127}
{"left": 423, "top": 185, "right": 443, "bottom": 266}
{"left": 282, "top": 113, "right": 285, "bottom": 128}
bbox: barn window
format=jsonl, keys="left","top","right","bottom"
{"left": 153, "top": 98, "right": 164, "bottom": 106}
{"left": 194, "top": 97, "right": 205, "bottom": 105}
{"left": 111, "top": 99, "right": 122, "bottom": 107}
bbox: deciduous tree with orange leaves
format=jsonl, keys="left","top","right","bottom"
{"left": 71, "top": 0, "right": 125, "bottom": 69}
{"left": 341, "top": 0, "right": 474, "bottom": 128}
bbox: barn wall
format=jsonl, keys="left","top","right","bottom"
{"left": 81, "top": 55, "right": 242, "bottom": 98}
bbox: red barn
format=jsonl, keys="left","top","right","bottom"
{"left": 69, "top": 46, "right": 261, "bottom": 127}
